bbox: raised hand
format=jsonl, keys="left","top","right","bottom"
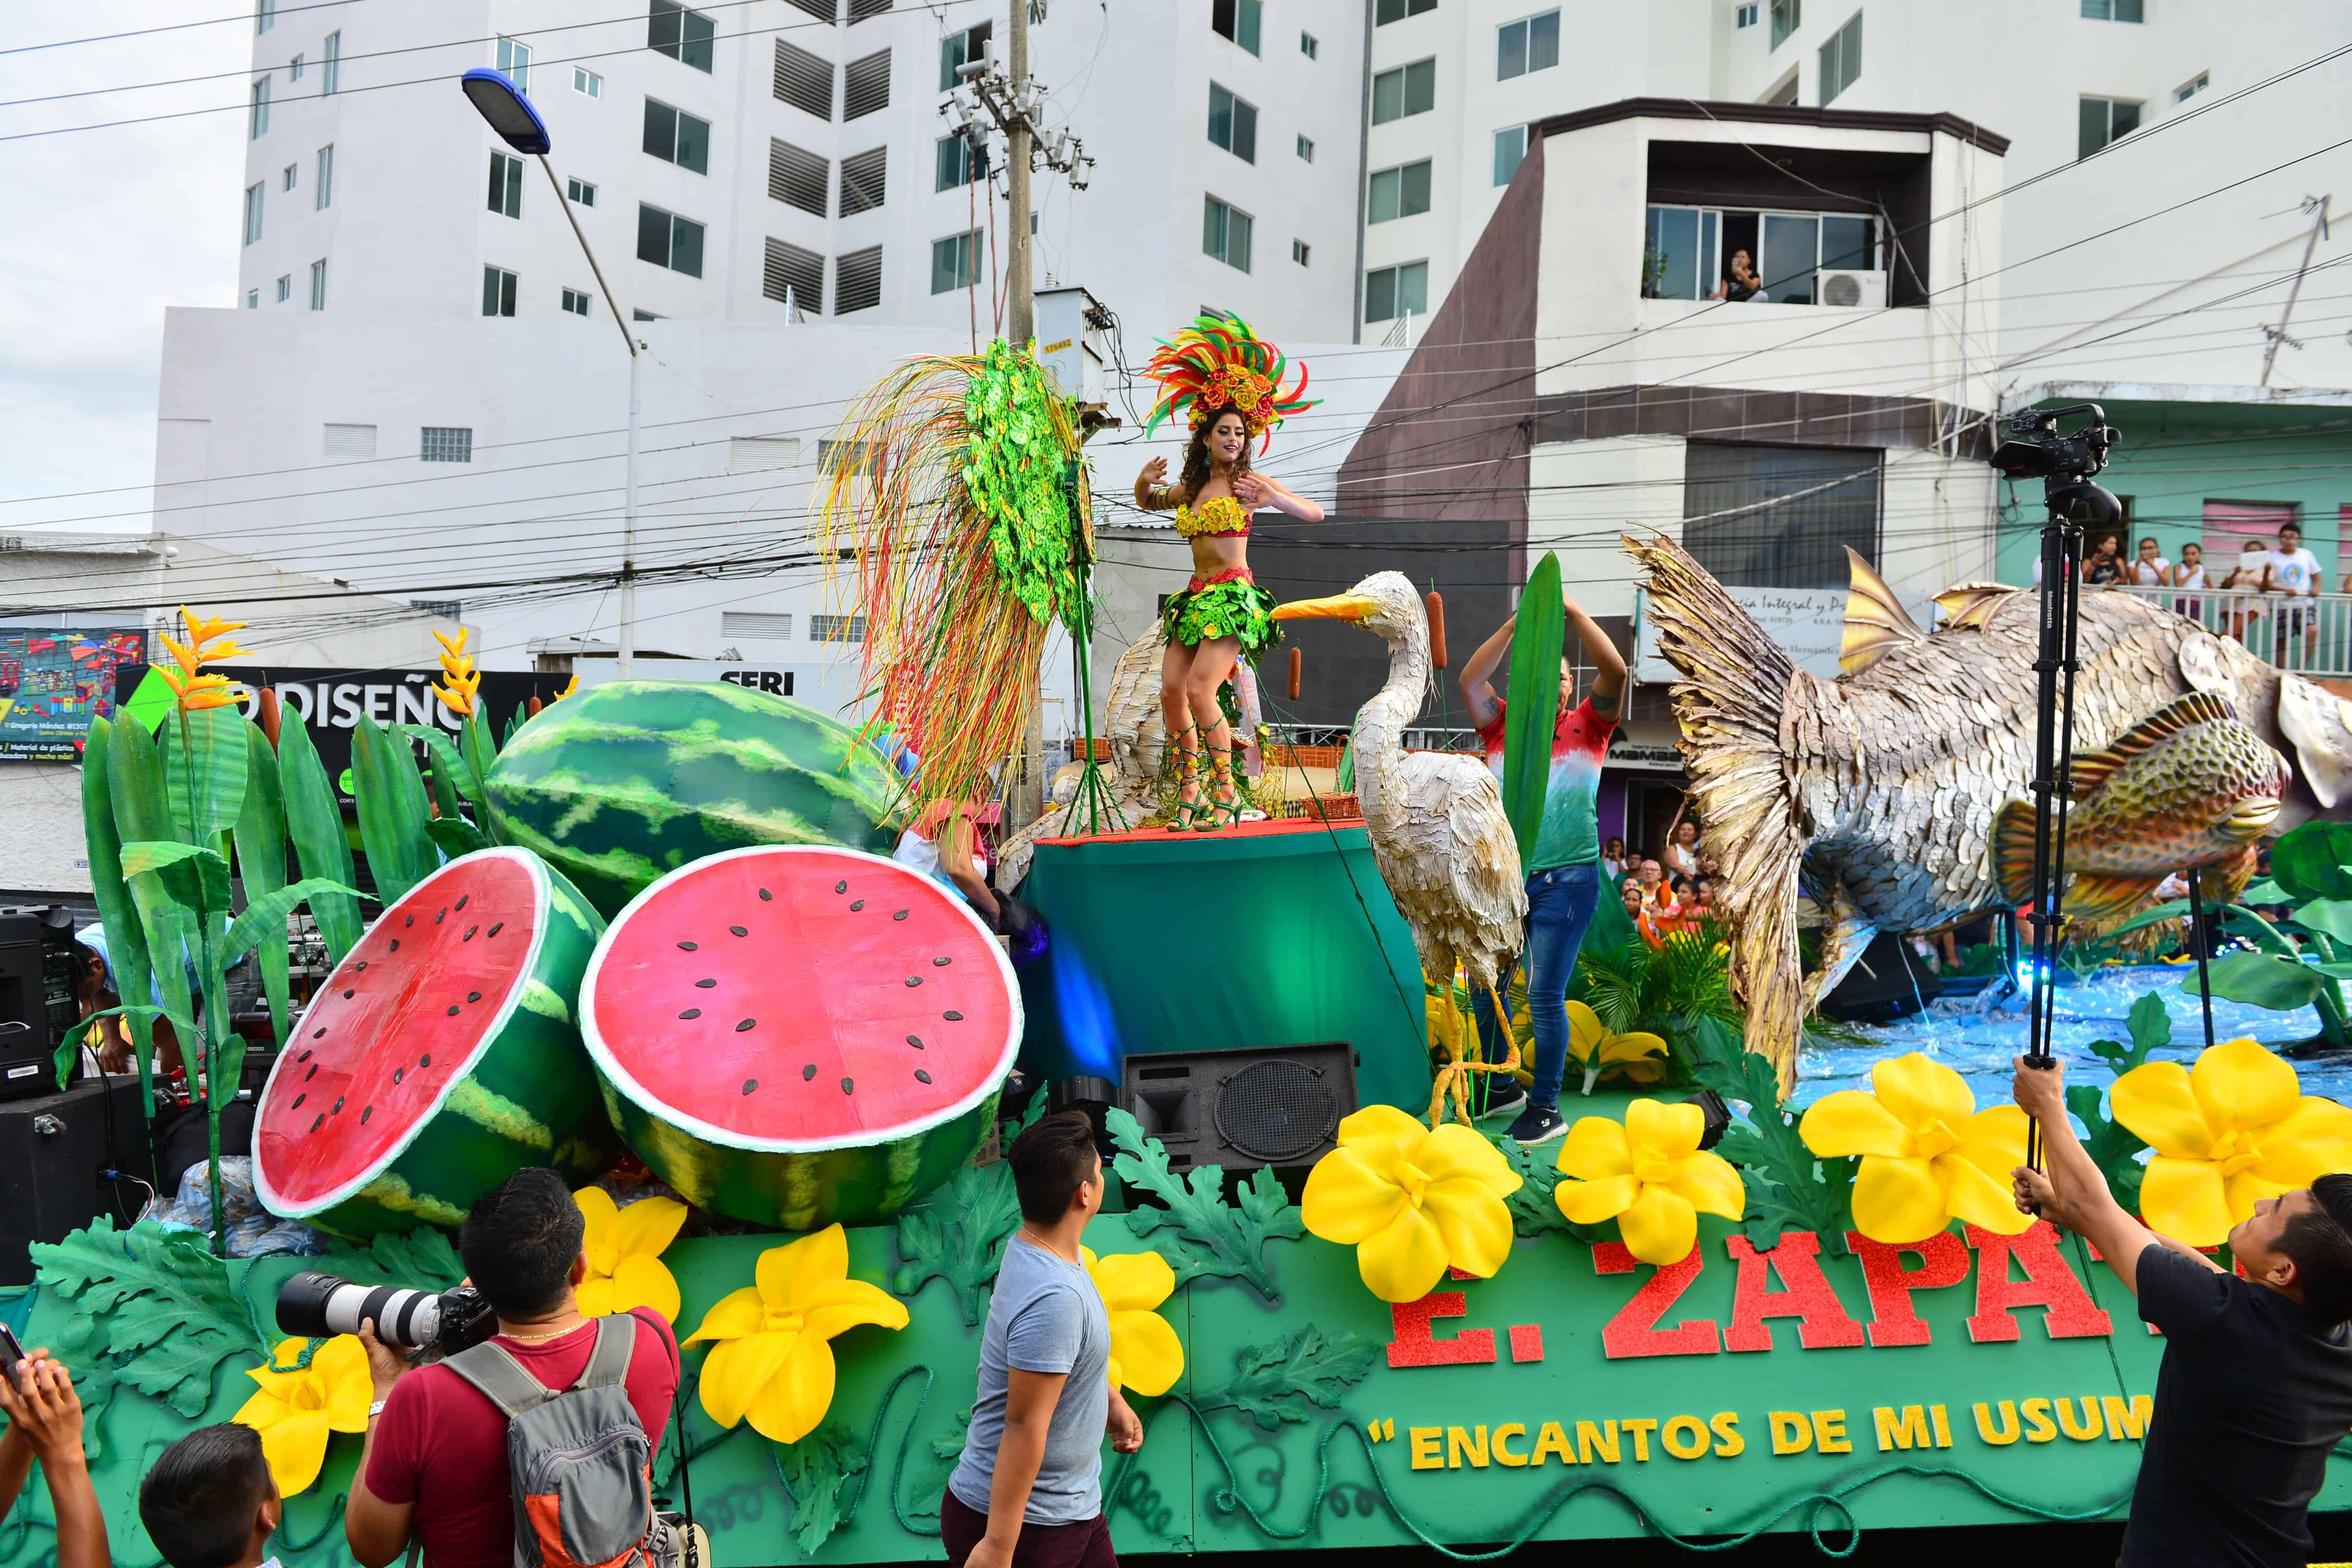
{"left": 1233, "top": 472, "right": 1267, "bottom": 507}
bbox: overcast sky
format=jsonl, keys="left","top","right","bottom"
{"left": 1, "top": 4, "right": 246, "bottom": 532}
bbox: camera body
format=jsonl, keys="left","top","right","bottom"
{"left": 277, "top": 1271, "right": 498, "bottom": 1357}
{"left": 1991, "top": 403, "right": 2121, "bottom": 483}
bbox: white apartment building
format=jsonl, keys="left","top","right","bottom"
{"left": 232, "top": 0, "right": 1368, "bottom": 343}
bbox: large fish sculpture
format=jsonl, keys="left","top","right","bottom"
{"left": 1627, "top": 532, "right": 2352, "bottom": 1082}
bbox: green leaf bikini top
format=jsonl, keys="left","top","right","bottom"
{"left": 1175, "top": 495, "right": 1252, "bottom": 539}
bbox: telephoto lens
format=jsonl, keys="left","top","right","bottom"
{"left": 276, "top": 1272, "right": 496, "bottom": 1354}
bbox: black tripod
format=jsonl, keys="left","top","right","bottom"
{"left": 1991, "top": 405, "right": 2121, "bottom": 1174}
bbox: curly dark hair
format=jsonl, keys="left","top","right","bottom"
{"left": 1176, "top": 408, "right": 1254, "bottom": 505}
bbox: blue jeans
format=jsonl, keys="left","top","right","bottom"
{"left": 1471, "top": 863, "right": 1602, "bottom": 1111}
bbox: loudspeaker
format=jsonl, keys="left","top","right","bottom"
{"left": 1119, "top": 1042, "right": 1359, "bottom": 1175}
{"left": 1820, "top": 932, "right": 1943, "bottom": 1024}
{"left": 0, "top": 1075, "right": 149, "bottom": 1285}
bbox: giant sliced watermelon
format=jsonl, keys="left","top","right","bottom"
{"left": 583, "top": 845, "right": 1020, "bottom": 1231}
{"left": 485, "top": 680, "right": 900, "bottom": 918}
{"left": 253, "top": 847, "right": 612, "bottom": 1239}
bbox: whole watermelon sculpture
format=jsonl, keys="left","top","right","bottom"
{"left": 486, "top": 680, "right": 900, "bottom": 918}
{"left": 583, "top": 844, "right": 1021, "bottom": 1230}
{"left": 253, "top": 848, "right": 612, "bottom": 1239}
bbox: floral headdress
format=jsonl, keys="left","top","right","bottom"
{"left": 1142, "top": 309, "right": 1316, "bottom": 450}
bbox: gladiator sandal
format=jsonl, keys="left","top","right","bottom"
{"left": 1199, "top": 745, "right": 1243, "bottom": 831}
{"left": 1165, "top": 724, "right": 1205, "bottom": 831}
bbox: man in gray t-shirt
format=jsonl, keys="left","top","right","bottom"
{"left": 945, "top": 1113, "right": 1142, "bottom": 1568}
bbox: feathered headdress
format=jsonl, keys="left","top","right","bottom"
{"left": 1142, "top": 309, "right": 1316, "bottom": 449}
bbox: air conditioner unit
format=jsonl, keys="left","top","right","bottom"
{"left": 1818, "top": 269, "right": 1888, "bottom": 308}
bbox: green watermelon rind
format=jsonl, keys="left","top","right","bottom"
{"left": 484, "top": 681, "right": 901, "bottom": 917}
{"left": 580, "top": 844, "right": 1022, "bottom": 1232}
{"left": 252, "top": 847, "right": 613, "bottom": 1240}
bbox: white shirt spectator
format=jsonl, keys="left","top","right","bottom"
{"left": 2267, "top": 545, "right": 2322, "bottom": 597}
{"left": 2128, "top": 556, "right": 2170, "bottom": 586}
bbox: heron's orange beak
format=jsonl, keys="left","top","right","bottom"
{"left": 1272, "top": 593, "right": 1377, "bottom": 623}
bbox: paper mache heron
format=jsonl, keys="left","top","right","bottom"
{"left": 1273, "top": 571, "right": 1529, "bottom": 1125}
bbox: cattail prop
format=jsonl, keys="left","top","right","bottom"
{"left": 1288, "top": 646, "right": 1303, "bottom": 701}
{"left": 1426, "top": 590, "right": 1448, "bottom": 670}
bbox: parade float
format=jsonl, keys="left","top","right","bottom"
{"left": 12, "top": 348, "right": 2352, "bottom": 1568}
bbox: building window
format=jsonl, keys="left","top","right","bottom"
{"left": 638, "top": 205, "right": 706, "bottom": 275}
{"left": 849, "top": 0, "right": 890, "bottom": 21}
{"left": 482, "top": 265, "right": 518, "bottom": 316}
{"left": 842, "top": 49, "right": 891, "bottom": 119}
{"left": 1207, "top": 84, "right": 1258, "bottom": 163}
{"left": 816, "top": 439, "right": 868, "bottom": 473}
{"left": 2081, "top": 0, "right": 2141, "bottom": 18}
{"left": 283, "top": 163, "right": 297, "bottom": 191}
{"left": 1364, "top": 261, "right": 1428, "bottom": 322}
{"left": 1292, "top": 238, "right": 1310, "bottom": 265}
{"left": 246, "top": 290, "right": 259, "bottom": 308}
{"left": 930, "top": 229, "right": 981, "bottom": 293}
{"left": 276, "top": 274, "right": 291, "bottom": 303}
{"left": 257, "top": 0, "right": 275, "bottom": 33}
{"left": 1211, "top": 0, "right": 1262, "bottom": 54}
{"left": 315, "top": 144, "right": 333, "bottom": 209}
{"left": 643, "top": 99, "right": 712, "bottom": 174}
{"left": 1301, "top": 31, "right": 1318, "bottom": 58}
{"left": 650, "top": 1, "right": 716, "bottom": 70}
{"left": 1769, "top": 0, "right": 1799, "bottom": 47}
{"left": 1735, "top": 3, "right": 1758, "bottom": 26}
{"left": 243, "top": 182, "right": 264, "bottom": 244}
{"left": 2175, "top": 71, "right": 2209, "bottom": 103}
{"left": 496, "top": 36, "right": 531, "bottom": 92}
{"left": 568, "top": 176, "right": 597, "bottom": 206}
{"left": 1296, "top": 134, "right": 1314, "bottom": 163}
{"left": 1493, "top": 125, "right": 1528, "bottom": 185}
{"left": 250, "top": 77, "right": 271, "bottom": 139}
{"left": 721, "top": 610, "right": 795, "bottom": 638}
{"left": 763, "top": 238, "right": 824, "bottom": 312}
{"left": 1371, "top": 59, "right": 1435, "bottom": 124}
{"left": 1375, "top": 0, "right": 1435, "bottom": 21}
{"left": 1368, "top": 160, "right": 1432, "bottom": 223}
{"left": 1202, "top": 195, "right": 1253, "bottom": 271}
{"left": 322, "top": 31, "right": 339, "bottom": 94}
{"left": 725, "top": 443, "right": 799, "bottom": 475}
{"left": 290, "top": 53, "right": 304, "bottom": 81}
{"left": 323, "top": 423, "right": 376, "bottom": 458}
{"left": 562, "top": 287, "right": 593, "bottom": 316}
{"left": 1817, "top": 11, "right": 1860, "bottom": 104}
{"left": 935, "top": 133, "right": 978, "bottom": 190}
{"left": 575, "top": 67, "right": 603, "bottom": 96}
{"left": 1496, "top": 11, "right": 1559, "bottom": 79}
{"left": 783, "top": 0, "right": 836, "bottom": 19}
{"left": 772, "top": 140, "right": 830, "bottom": 214}
{"left": 1642, "top": 203, "right": 1875, "bottom": 303}
{"left": 810, "top": 614, "right": 866, "bottom": 643}
{"left": 2079, "top": 95, "right": 2141, "bottom": 158}
{"left": 838, "top": 145, "right": 886, "bottom": 214}
{"left": 836, "top": 244, "right": 883, "bottom": 313}
{"left": 488, "top": 150, "right": 523, "bottom": 217}
{"left": 309, "top": 258, "right": 327, "bottom": 309}
{"left": 775, "top": 41, "right": 833, "bottom": 117}
{"left": 421, "top": 427, "right": 474, "bottom": 464}
{"left": 939, "top": 22, "right": 991, "bottom": 89}
{"left": 1683, "top": 440, "right": 1880, "bottom": 590}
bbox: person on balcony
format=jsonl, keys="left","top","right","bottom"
{"left": 1710, "top": 249, "right": 1763, "bottom": 303}
{"left": 2169, "top": 542, "right": 2208, "bottom": 622}
{"left": 2223, "top": 542, "right": 2271, "bottom": 645}
{"left": 2266, "top": 521, "right": 2322, "bottom": 669}
{"left": 2084, "top": 534, "right": 2125, "bottom": 586}
{"left": 2128, "top": 537, "right": 2170, "bottom": 587}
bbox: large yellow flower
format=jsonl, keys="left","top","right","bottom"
{"left": 681, "top": 1224, "right": 909, "bottom": 1444}
{"left": 156, "top": 606, "right": 251, "bottom": 712}
{"left": 2111, "top": 1036, "right": 2352, "bottom": 1247}
{"left": 1565, "top": 1000, "right": 1669, "bottom": 1094}
{"left": 1081, "top": 1247, "right": 1184, "bottom": 1397}
{"left": 232, "top": 1336, "right": 370, "bottom": 1496}
{"left": 1555, "top": 1098, "right": 1746, "bottom": 1265}
{"left": 432, "top": 627, "right": 480, "bottom": 716}
{"left": 1800, "top": 1053, "right": 2031, "bottom": 1244}
{"left": 574, "top": 1186, "right": 688, "bottom": 1322}
{"left": 1301, "top": 1105, "right": 1521, "bottom": 1303}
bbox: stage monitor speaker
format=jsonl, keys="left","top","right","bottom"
{"left": 1119, "top": 1042, "right": 1359, "bottom": 1176}
{"left": 1820, "top": 931, "right": 1942, "bottom": 1024}
{"left": 0, "top": 1075, "right": 149, "bottom": 1285}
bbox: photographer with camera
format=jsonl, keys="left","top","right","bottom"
{"left": 341, "top": 1169, "right": 682, "bottom": 1568}
{"left": 0, "top": 1340, "right": 109, "bottom": 1568}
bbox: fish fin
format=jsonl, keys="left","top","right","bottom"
{"left": 2067, "top": 691, "right": 2241, "bottom": 799}
{"left": 2064, "top": 871, "right": 2167, "bottom": 924}
{"left": 1990, "top": 798, "right": 2039, "bottom": 903}
{"left": 1839, "top": 547, "right": 1929, "bottom": 676}
{"left": 1624, "top": 531, "right": 1808, "bottom": 1088}
{"left": 1932, "top": 581, "right": 2023, "bottom": 631}
{"left": 2210, "top": 843, "right": 2261, "bottom": 904}
{"left": 2278, "top": 673, "right": 2352, "bottom": 810}
{"left": 1802, "top": 883, "right": 1877, "bottom": 1013}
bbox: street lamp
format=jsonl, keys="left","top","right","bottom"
{"left": 460, "top": 67, "right": 642, "bottom": 676}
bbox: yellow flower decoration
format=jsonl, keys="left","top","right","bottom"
{"left": 574, "top": 1186, "right": 688, "bottom": 1322}
{"left": 232, "top": 1336, "right": 371, "bottom": 1496}
{"left": 1799, "top": 1052, "right": 2031, "bottom": 1244}
{"left": 156, "top": 606, "right": 251, "bottom": 712}
{"left": 1081, "top": 1247, "right": 1184, "bottom": 1397}
{"left": 2111, "top": 1036, "right": 2352, "bottom": 1247}
{"left": 432, "top": 627, "right": 479, "bottom": 716}
{"left": 1565, "top": 1000, "right": 1669, "bottom": 1095}
{"left": 556, "top": 673, "right": 580, "bottom": 700}
{"left": 1555, "top": 1098, "right": 1746, "bottom": 1266}
{"left": 681, "top": 1223, "right": 909, "bottom": 1444}
{"left": 1301, "top": 1105, "right": 1522, "bottom": 1303}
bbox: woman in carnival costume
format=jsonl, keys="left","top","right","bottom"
{"left": 1131, "top": 310, "right": 1321, "bottom": 830}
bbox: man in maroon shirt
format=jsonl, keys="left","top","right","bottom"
{"left": 345, "top": 1169, "right": 681, "bottom": 1568}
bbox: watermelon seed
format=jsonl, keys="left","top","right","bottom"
{"left": 893, "top": 910, "right": 910, "bottom": 921}
{"left": 361, "top": 1106, "right": 373, "bottom": 1124}
{"left": 311, "top": 1114, "right": 325, "bottom": 1133}
{"left": 467, "top": 991, "right": 482, "bottom": 1003}
{"left": 735, "top": 1019, "right": 756, "bottom": 1033}
{"left": 312, "top": 1027, "right": 325, "bottom": 1039}
{"left": 742, "top": 1079, "right": 758, "bottom": 1095}
{"left": 840, "top": 1077, "right": 855, "bottom": 1095}
{"left": 915, "top": 1070, "right": 933, "bottom": 1084}
{"left": 678, "top": 940, "right": 699, "bottom": 951}
{"left": 802, "top": 1064, "right": 817, "bottom": 1081}
{"left": 835, "top": 880, "right": 848, "bottom": 894}
{"left": 305, "top": 1064, "right": 317, "bottom": 1081}
{"left": 904, "top": 976, "right": 922, "bottom": 988}
{"left": 730, "top": 925, "right": 748, "bottom": 937}
{"left": 356, "top": 961, "right": 368, "bottom": 972}
{"left": 293, "top": 1093, "right": 305, "bottom": 1108}
{"left": 758, "top": 888, "right": 773, "bottom": 901}
{"left": 679, "top": 1008, "right": 702, "bottom": 1020}
{"left": 906, "top": 1034, "right": 924, "bottom": 1049}
{"left": 332, "top": 1096, "right": 345, "bottom": 1113}
{"left": 405, "top": 914, "right": 414, "bottom": 927}
{"left": 446, "top": 1005, "right": 460, "bottom": 1017}
{"left": 298, "top": 1049, "right": 312, "bottom": 1062}
{"left": 463, "top": 925, "right": 478, "bottom": 940}
{"left": 393, "top": 1068, "right": 404, "bottom": 1085}
{"left": 435, "top": 909, "right": 445, "bottom": 924}
{"left": 934, "top": 957, "right": 951, "bottom": 966}
{"left": 944, "top": 1010, "right": 963, "bottom": 1021}
{"left": 695, "top": 978, "right": 717, "bottom": 989}
{"left": 851, "top": 900, "right": 865, "bottom": 912}
{"left": 455, "top": 894, "right": 470, "bottom": 912}
{"left": 420, "top": 1054, "right": 432, "bottom": 1068}
{"left": 488, "top": 922, "right": 504, "bottom": 937}
{"left": 389, "top": 940, "right": 400, "bottom": 952}
{"left": 342, "top": 989, "right": 354, "bottom": 999}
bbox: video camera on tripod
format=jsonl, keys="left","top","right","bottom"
{"left": 1992, "top": 404, "right": 2123, "bottom": 519}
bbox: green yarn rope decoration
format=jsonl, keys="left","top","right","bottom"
{"left": 1108, "top": 1394, "right": 2134, "bottom": 1560}
{"left": 271, "top": 1491, "right": 347, "bottom": 1554}
{"left": 962, "top": 339, "right": 1081, "bottom": 632}
{"left": 237, "top": 1267, "right": 322, "bottom": 1372}
{"left": 765, "top": 1365, "right": 941, "bottom": 1540}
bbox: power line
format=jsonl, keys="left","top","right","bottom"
{"left": 0, "top": 0, "right": 368, "bottom": 58}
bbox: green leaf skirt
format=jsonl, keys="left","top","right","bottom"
{"left": 1163, "top": 576, "right": 1280, "bottom": 662}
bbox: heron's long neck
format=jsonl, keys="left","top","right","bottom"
{"left": 1353, "top": 630, "right": 1429, "bottom": 814}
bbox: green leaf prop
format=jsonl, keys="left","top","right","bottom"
{"left": 233, "top": 722, "right": 296, "bottom": 1047}
{"left": 1684, "top": 1017, "right": 1854, "bottom": 1254}
{"left": 891, "top": 1160, "right": 1026, "bottom": 1327}
{"left": 2184, "top": 950, "right": 2324, "bottom": 1011}
{"left": 278, "top": 709, "right": 362, "bottom": 962}
{"left": 1107, "top": 1108, "right": 1303, "bottom": 1301}
{"left": 2294, "top": 899, "right": 2352, "bottom": 947}
{"left": 775, "top": 1422, "right": 869, "bottom": 1554}
{"left": 2270, "top": 820, "right": 2352, "bottom": 902}
{"left": 961, "top": 339, "right": 1083, "bottom": 631}
{"left": 224, "top": 878, "right": 363, "bottom": 972}
{"left": 1501, "top": 552, "right": 1564, "bottom": 868}
{"left": 29, "top": 1218, "right": 264, "bottom": 1418}
{"left": 424, "top": 814, "right": 493, "bottom": 859}
{"left": 352, "top": 715, "right": 437, "bottom": 904}
{"left": 402, "top": 723, "right": 481, "bottom": 805}
{"left": 81, "top": 717, "right": 159, "bottom": 1112}
{"left": 108, "top": 724, "right": 202, "bottom": 1054}
{"left": 1194, "top": 1327, "right": 1378, "bottom": 1432}
{"left": 160, "top": 704, "right": 249, "bottom": 846}
{"left": 1494, "top": 1135, "right": 1572, "bottom": 1238}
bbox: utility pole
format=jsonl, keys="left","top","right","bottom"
{"left": 1005, "top": 0, "right": 1034, "bottom": 348}
{"left": 2260, "top": 194, "right": 2331, "bottom": 388}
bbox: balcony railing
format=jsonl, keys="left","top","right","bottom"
{"left": 2108, "top": 586, "right": 2352, "bottom": 678}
